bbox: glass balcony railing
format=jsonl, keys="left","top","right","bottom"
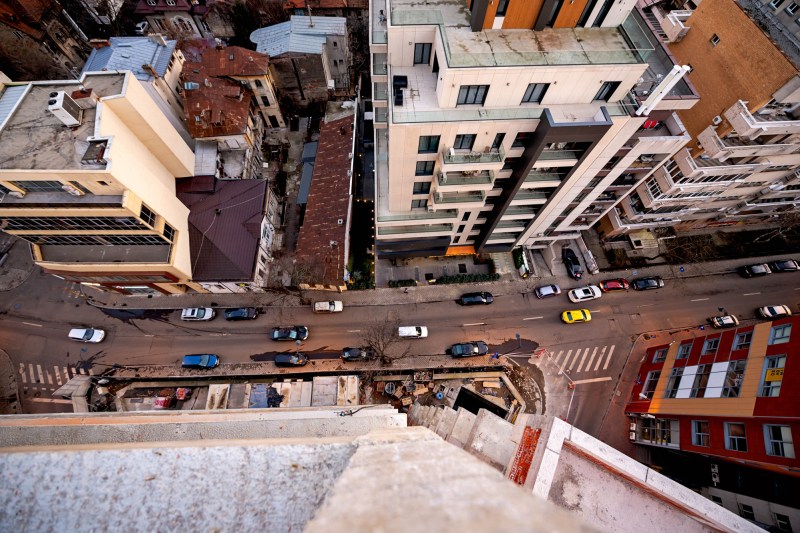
{"left": 525, "top": 172, "right": 565, "bottom": 182}
{"left": 373, "top": 53, "right": 387, "bottom": 75}
{"left": 503, "top": 206, "right": 538, "bottom": 216}
{"left": 378, "top": 223, "right": 453, "bottom": 235}
{"left": 437, "top": 171, "right": 493, "bottom": 187}
{"left": 375, "top": 108, "right": 388, "bottom": 123}
{"left": 513, "top": 192, "right": 549, "bottom": 201}
{"left": 539, "top": 150, "right": 583, "bottom": 160}
{"left": 377, "top": 209, "right": 458, "bottom": 223}
{"left": 442, "top": 147, "right": 504, "bottom": 165}
{"left": 372, "top": 30, "right": 387, "bottom": 44}
{"left": 433, "top": 191, "right": 486, "bottom": 204}
{"left": 374, "top": 83, "right": 388, "bottom": 101}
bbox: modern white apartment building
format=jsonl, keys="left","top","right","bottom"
{"left": 369, "top": 0, "right": 697, "bottom": 258}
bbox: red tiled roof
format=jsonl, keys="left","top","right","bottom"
{"left": 135, "top": 0, "right": 193, "bottom": 15}
{"left": 176, "top": 177, "right": 267, "bottom": 282}
{"left": 295, "top": 114, "right": 354, "bottom": 286}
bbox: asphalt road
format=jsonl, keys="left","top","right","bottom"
{"left": 1, "top": 268, "right": 799, "bottom": 426}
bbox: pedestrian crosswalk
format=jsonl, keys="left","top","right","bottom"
{"left": 18, "top": 363, "right": 94, "bottom": 394}
{"left": 531, "top": 344, "right": 617, "bottom": 378}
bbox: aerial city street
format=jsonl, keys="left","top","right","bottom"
{"left": 0, "top": 0, "right": 798, "bottom": 531}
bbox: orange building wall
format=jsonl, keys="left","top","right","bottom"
{"left": 668, "top": 0, "right": 798, "bottom": 152}
{"left": 553, "top": 0, "right": 589, "bottom": 28}
{"left": 502, "top": 0, "right": 543, "bottom": 29}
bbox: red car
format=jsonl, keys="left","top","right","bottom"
{"left": 599, "top": 278, "right": 629, "bottom": 292}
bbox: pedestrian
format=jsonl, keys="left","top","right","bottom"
{"left": 403, "top": 287, "right": 409, "bottom": 293}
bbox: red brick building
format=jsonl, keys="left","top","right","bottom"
{"left": 626, "top": 315, "right": 800, "bottom": 476}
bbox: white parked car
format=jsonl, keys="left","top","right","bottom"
{"left": 181, "top": 308, "right": 215, "bottom": 321}
{"left": 758, "top": 305, "right": 792, "bottom": 319}
{"left": 568, "top": 285, "right": 602, "bottom": 303}
{"left": 68, "top": 328, "right": 105, "bottom": 343}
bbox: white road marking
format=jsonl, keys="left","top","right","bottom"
{"left": 569, "top": 348, "right": 586, "bottom": 372}
{"left": 28, "top": 364, "right": 36, "bottom": 383}
{"left": 743, "top": 292, "right": 761, "bottom": 296}
{"left": 572, "top": 377, "right": 613, "bottom": 385}
{"left": 523, "top": 316, "right": 543, "bottom": 321}
{"left": 18, "top": 363, "right": 25, "bottom": 381}
{"left": 576, "top": 348, "right": 589, "bottom": 373}
{"left": 88, "top": 368, "right": 95, "bottom": 376}
{"left": 558, "top": 350, "right": 573, "bottom": 375}
{"left": 507, "top": 358, "right": 520, "bottom": 367}
{"left": 553, "top": 350, "right": 564, "bottom": 365}
{"left": 603, "top": 345, "right": 616, "bottom": 370}
{"left": 690, "top": 298, "right": 709, "bottom": 302}
{"left": 462, "top": 322, "right": 485, "bottom": 326}
{"left": 594, "top": 346, "right": 607, "bottom": 371}
{"left": 54, "top": 366, "right": 63, "bottom": 386}
{"left": 45, "top": 368, "right": 53, "bottom": 385}
{"left": 29, "top": 398, "right": 72, "bottom": 404}
{"left": 346, "top": 330, "right": 361, "bottom": 333}
{"left": 36, "top": 365, "right": 44, "bottom": 384}
{"left": 638, "top": 304, "right": 655, "bottom": 308}
{"left": 22, "top": 322, "right": 42, "bottom": 327}
{"left": 583, "top": 347, "right": 599, "bottom": 372}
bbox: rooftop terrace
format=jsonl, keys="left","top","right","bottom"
{"left": 0, "top": 73, "right": 126, "bottom": 171}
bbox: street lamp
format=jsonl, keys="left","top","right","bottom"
{"left": 515, "top": 332, "right": 521, "bottom": 350}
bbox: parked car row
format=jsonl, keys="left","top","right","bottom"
{"left": 739, "top": 259, "right": 799, "bottom": 277}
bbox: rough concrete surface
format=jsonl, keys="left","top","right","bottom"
{"left": 464, "top": 409, "right": 515, "bottom": 471}
{"left": 446, "top": 407, "right": 477, "bottom": 448}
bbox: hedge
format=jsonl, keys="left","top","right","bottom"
{"left": 388, "top": 279, "right": 417, "bottom": 288}
{"left": 435, "top": 273, "right": 500, "bottom": 285}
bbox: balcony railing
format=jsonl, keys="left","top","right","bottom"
{"left": 442, "top": 147, "right": 504, "bottom": 165}
{"left": 539, "top": 149, "right": 582, "bottom": 161}
{"left": 378, "top": 223, "right": 452, "bottom": 235}
{"left": 432, "top": 191, "right": 486, "bottom": 205}
{"left": 525, "top": 171, "right": 565, "bottom": 183}
{"left": 377, "top": 209, "right": 458, "bottom": 223}
{"left": 375, "top": 108, "right": 388, "bottom": 123}
{"left": 437, "top": 171, "right": 493, "bottom": 187}
{"left": 374, "top": 83, "right": 388, "bottom": 101}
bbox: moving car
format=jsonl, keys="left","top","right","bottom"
{"left": 313, "top": 301, "right": 344, "bottom": 313}
{"left": 562, "top": 248, "right": 583, "bottom": 280}
{"left": 568, "top": 285, "right": 602, "bottom": 303}
{"left": 448, "top": 341, "right": 489, "bottom": 357}
{"left": 769, "top": 259, "right": 799, "bottom": 272}
{"left": 224, "top": 307, "right": 258, "bottom": 320}
{"left": 181, "top": 308, "right": 215, "bottom": 321}
{"left": 270, "top": 326, "right": 309, "bottom": 341}
{"left": 181, "top": 354, "right": 220, "bottom": 369}
{"left": 599, "top": 278, "right": 629, "bottom": 292}
{"left": 561, "top": 309, "right": 591, "bottom": 324}
{"left": 534, "top": 284, "right": 561, "bottom": 299}
{"left": 631, "top": 277, "right": 664, "bottom": 290}
{"left": 341, "top": 347, "right": 374, "bottom": 362}
{"left": 68, "top": 328, "right": 105, "bottom": 343}
{"left": 758, "top": 305, "right": 793, "bottom": 319}
{"left": 134, "top": 21, "right": 149, "bottom": 35}
{"left": 398, "top": 326, "right": 428, "bottom": 338}
{"left": 458, "top": 292, "right": 494, "bottom": 305}
{"left": 274, "top": 353, "right": 309, "bottom": 367}
{"left": 709, "top": 315, "right": 739, "bottom": 328}
{"left": 739, "top": 264, "right": 772, "bottom": 277}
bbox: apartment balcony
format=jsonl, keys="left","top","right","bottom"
{"left": 436, "top": 170, "right": 494, "bottom": 192}
{"left": 439, "top": 147, "right": 505, "bottom": 173}
{"left": 486, "top": 236, "right": 518, "bottom": 245}
{"left": 523, "top": 171, "right": 564, "bottom": 188}
{"left": 673, "top": 148, "right": 768, "bottom": 178}
{"left": 0, "top": 191, "right": 124, "bottom": 209}
{"left": 370, "top": 0, "right": 388, "bottom": 49}
{"left": 372, "top": 53, "right": 387, "bottom": 77}
{"left": 501, "top": 206, "right": 539, "bottom": 220}
{"left": 374, "top": 82, "right": 388, "bottom": 102}
{"left": 661, "top": 10, "right": 692, "bottom": 43}
{"left": 492, "top": 220, "right": 526, "bottom": 233}
{"left": 429, "top": 191, "right": 486, "bottom": 210}
{"left": 376, "top": 209, "right": 458, "bottom": 226}
{"left": 510, "top": 191, "right": 548, "bottom": 206}
{"left": 38, "top": 244, "right": 172, "bottom": 264}
{"left": 374, "top": 107, "right": 388, "bottom": 128}
{"left": 377, "top": 223, "right": 453, "bottom": 239}
{"left": 697, "top": 125, "right": 800, "bottom": 161}
{"left": 724, "top": 100, "right": 800, "bottom": 140}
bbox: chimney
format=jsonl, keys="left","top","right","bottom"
{"left": 71, "top": 87, "right": 98, "bottom": 109}
{"left": 142, "top": 64, "right": 159, "bottom": 79}
{"left": 89, "top": 39, "right": 111, "bottom": 49}
{"left": 148, "top": 33, "right": 168, "bottom": 47}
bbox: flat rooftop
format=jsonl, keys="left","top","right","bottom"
{"left": 39, "top": 244, "right": 171, "bottom": 264}
{"left": 389, "top": 0, "right": 653, "bottom": 67}
{"left": 0, "top": 73, "right": 125, "bottom": 171}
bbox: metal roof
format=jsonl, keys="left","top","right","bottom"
{"left": 250, "top": 16, "right": 345, "bottom": 57}
{"left": 297, "top": 162, "right": 314, "bottom": 205}
{"left": 82, "top": 37, "right": 177, "bottom": 81}
{"left": 0, "top": 84, "right": 29, "bottom": 132}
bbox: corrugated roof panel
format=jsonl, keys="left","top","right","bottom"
{"left": 81, "top": 37, "right": 177, "bottom": 81}
{"left": 0, "top": 85, "right": 29, "bottom": 132}
{"left": 297, "top": 162, "right": 314, "bottom": 205}
{"left": 289, "top": 15, "right": 346, "bottom": 36}
{"left": 250, "top": 16, "right": 345, "bottom": 56}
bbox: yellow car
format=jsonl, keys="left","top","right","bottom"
{"left": 561, "top": 309, "right": 592, "bottom": 324}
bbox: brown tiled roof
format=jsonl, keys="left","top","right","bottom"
{"left": 176, "top": 177, "right": 267, "bottom": 282}
{"left": 0, "top": 0, "right": 52, "bottom": 39}
{"left": 135, "top": 0, "right": 193, "bottom": 15}
{"left": 197, "top": 46, "right": 270, "bottom": 77}
{"left": 295, "top": 114, "right": 354, "bottom": 286}
{"left": 283, "top": 0, "right": 368, "bottom": 8}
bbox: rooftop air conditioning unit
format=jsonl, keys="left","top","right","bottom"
{"left": 47, "top": 91, "right": 82, "bottom": 127}
{"left": 711, "top": 115, "right": 722, "bottom": 126}
{"left": 61, "top": 184, "right": 84, "bottom": 196}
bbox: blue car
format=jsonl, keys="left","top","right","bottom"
{"left": 181, "top": 354, "right": 220, "bottom": 369}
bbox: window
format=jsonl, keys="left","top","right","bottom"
{"left": 415, "top": 161, "right": 435, "bottom": 176}
{"left": 724, "top": 422, "right": 748, "bottom": 452}
{"left": 457, "top": 85, "right": 489, "bottom": 105}
{"left": 711, "top": 495, "right": 723, "bottom": 506}
{"left": 512, "top": 131, "right": 533, "bottom": 148}
{"left": 594, "top": 81, "right": 620, "bottom": 102}
{"left": 453, "top": 134, "right": 476, "bottom": 151}
{"left": 702, "top": 338, "right": 719, "bottom": 355}
{"left": 332, "top": 41, "right": 338, "bottom": 47}
{"left": 457, "top": 225, "right": 466, "bottom": 233}
{"left": 664, "top": 368, "right": 683, "bottom": 398}
{"left": 734, "top": 332, "right": 752, "bottom": 351}
{"left": 462, "top": 212, "right": 470, "bottom": 221}
{"left": 765, "top": 425, "right": 795, "bottom": 458}
{"left": 692, "top": 420, "right": 710, "bottom": 447}
{"left": 739, "top": 504, "right": 755, "bottom": 520}
{"left": 641, "top": 370, "right": 661, "bottom": 399}
{"left": 491, "top": 132, "right": 505, "bottom": 151}
{"left": 760, "top": 355, "right": 785, "bottom": 397}
{"left": 770, "top": 0, "right": 786, "bottom": 8}
{"left": 140, "top": 205, "right": 156, "bottom": 227}
{"left": 769, "top": 324, "right": 792, "bottom": 345}
{"left": 163, "top": 224, "right": 175, "bottom": 242}
{"left": 722, "top": 359, "right": 746, "bottom": 398}
{"left": 418, "top": 135, "right": 440, "bottom": 153}
{"left": 97, "top": 181, "right": 109, "bottom": 186}
{"left": 690, "top": 364, "right": 711, "bottom": 398}
{"left": 254, "top": 79, "right": 263, "bottom": 88}
{"left": 522, "top": 83, "right": 550, "bottom": 103}
{"left": 677, "top": 343, "right": 691, "bottom": 360}
{"left": 496, "top": 0, "right": 510, "bottom": 15}
{"left": 502, "top": 157, "right": 520, "bottom": 170}
{"left": 9, "top": 180, "right": 64, "bottom": 192}
{"left": 787, "top": 2, "right": 800, "bottom": 15}
{"left": 710, "top": 34, "right": 720, "bottom": 46}
{"left": 774, "top": 513, "right": 792, "bottom": 531}
{"left": 414, "top": 43, "right": 432, "bottom": 65}
{"left": 411, "top": 199, "right": 427, "bottom": 208}
{"left": 652, "top": 348, "right": 668, "bottom": 363}
{"left": 412, "top": 181, "right": 431, "bottom": 194}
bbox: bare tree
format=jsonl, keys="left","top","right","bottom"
{"left": 752, "top": 212, "right": 800, "bottom": 244}
{"left": 360, "top": 315, "right": 411, "bottom": 366}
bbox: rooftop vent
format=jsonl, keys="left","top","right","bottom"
{"left": 47, "top": 91, "right": 82, "bottom": 127}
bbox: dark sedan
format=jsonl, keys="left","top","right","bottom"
{"left": 458, "top": 292, "right": 494, "bottom": 305}
{"left": 562, "top": 248, "right": 583, "bottom": 280}
{"left": 274, "top": 353, "right": 309, "bottom": 367}
{"left": 738, "top": 263, "right": 772, "bottom": 277}
{"left": 769, "top": 259, "right": 799, "bottom": 272}
{"left": 448, "top": 341, "right": 489, "bottom": 358}
{"left": 631, "top": 277, "right": 664, "bottom": 290}
{"left": 341, "top": 347, "right": 375, "bottom": 362}
{"left": 270, "top": 326, "right": 309, "bottom": 341}
{"left": 224, "top": 307, "right": 258, "bottom": 320}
